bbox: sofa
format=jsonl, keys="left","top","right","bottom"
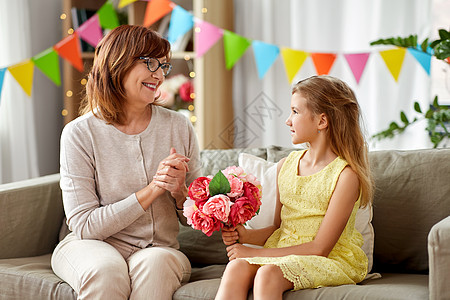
{"left": 1, "top": 146, "right": 449, "bottom": 300}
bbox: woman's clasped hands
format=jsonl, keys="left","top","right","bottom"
{"left": 152, "top": 147, "right": 190, "bottom": 208}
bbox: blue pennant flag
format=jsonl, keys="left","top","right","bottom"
{"left": 0, "top": 67, "right": 6, "bottom": 103}
{"left": 252, "top": 40, "right": 280, "bottom": 79}
{"left": 408, "top": 48, "right": 431, "bottom": 75}
{"left": 168, "top": 5, "right": 194, "bottom": 45}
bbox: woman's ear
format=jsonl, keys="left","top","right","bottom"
{"left": 317, "top": 113, "right": 328, "bottom": 131}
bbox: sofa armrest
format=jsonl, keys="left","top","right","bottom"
{"left": 0, "top": 174, "right": 64, "bottom": 259}
{"left": 428, "top": 216, "right": 450, "bottom": 300}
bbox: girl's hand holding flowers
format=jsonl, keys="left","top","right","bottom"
{"left": 221, "top": 224, "right": 247, "bottom": 245}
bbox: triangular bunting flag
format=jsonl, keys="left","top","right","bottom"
{"left": 311, "top": 53, "right": 337, "bottom": 75}
{"left": 77, "top": 14, "right": 103, "bottom": 48}
{"left": 32, "top": 48, "right": 61, "bottom": 86}
{"left": 168, "top": 5, "right": 194, "bottom": 44}
{"left": 0, "top": 67, "right": 6, "bottom": 101}
{"left": 223, "top": 30, "right": 252, "bottom": 70}
{"left": 379, "top": 48, "right": 406, "bottom": 82}
{"left": 194, "top": 20, "right": 223, "bottom": 58}
{"left": 54, "top": 32, "right": 84, "bottom": 72}
{"left": 252, "top": 41, "right": 280, "bottom": 79}
{"left": 344, "top": 53, "right": 370, "bottom": 84}
{"left": 97, "top": 1, "right": 119, "bottom": 30}
{"left": 143, "top": 0, "right": 174, "bottom": 28}
{"left": 8, "top": 59, "right": 34, "bottom": 97}
{"left": 118, "top": 0, "right": 137, "bottom": 9}
{"left": 408, "top": 48, "right": 431, "bottom": 75}
{"left": 280, "top": 48, "right": 308, "bottom": 84}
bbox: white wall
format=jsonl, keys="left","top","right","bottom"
{"left": 30, "top": 0, "right": 63, "bottom": 177}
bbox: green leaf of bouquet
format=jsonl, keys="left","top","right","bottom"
{"left": 208, "top": 171, "right": 231, "bottom": 196}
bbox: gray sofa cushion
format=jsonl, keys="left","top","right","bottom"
{"left": 177, "top": 224, "right": 228, "bottom": 266}
{"left": 0, "top": 254, "right": 76, "bottom": 300}
{"left": 369, "top": 149, "right": 450, "bottom": 273}
{"left": 0, "top": 174, "right": 64, "bottom": 259}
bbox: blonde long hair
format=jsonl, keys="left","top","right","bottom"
{"left": 292, "top": 75, "right": 373, "bottom": 207}
{"left": 79, "top": 25, "right": 171, "bottom": 125}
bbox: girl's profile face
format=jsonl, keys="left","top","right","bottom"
{"left": 285, "top": 92, "right": 320, "bottom": 144}
{"left": 122, "top": 57, "right": 166, "bottom": 109}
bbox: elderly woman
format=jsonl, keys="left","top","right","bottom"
{"left": 51, "top": 25, "right": 201, "bottom": 300}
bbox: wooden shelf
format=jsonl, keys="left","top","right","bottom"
{"left": 171, "top": 51, "right": 196, "bottom": 60}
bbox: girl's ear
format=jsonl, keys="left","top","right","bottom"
{"left": 317, "top": 113, "right": 328, "bottom": 130}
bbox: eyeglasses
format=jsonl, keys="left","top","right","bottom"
{"left": 139, "top": 57, "right": 172, "bottom": 76}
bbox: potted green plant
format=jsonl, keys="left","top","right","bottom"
{"left": 370, "top": 29, "right": 450, "bottom": 148}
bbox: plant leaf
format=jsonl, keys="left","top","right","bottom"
{"left": 208, "top": 171, "right": 231, "bottom": 196}
{"left": 389, "top": 122, "right": 400, "bottom": 130}
{"left": 438, "top": 29, "right": 450, "bottom": 40}
{"left": 433, "top": 95, "right": 439, "bottom": 108}
{"left": 420, "top": 38, "right": 429, "bottom": 53}
{"left": 414, "top": 102, "right": 422, "bottom": 113}
{"left": 400, "top": 111, "right": 409, "bottom": 124}
{"left": 434, "top": 39, "right": 450, "bottom": 60}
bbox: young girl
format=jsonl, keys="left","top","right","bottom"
{"left": 216, "top": 75, "right": 374, "bottom": 300}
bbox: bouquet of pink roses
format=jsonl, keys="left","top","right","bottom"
{"left": 183, "top": 166, "right": 262, "bottom": 236}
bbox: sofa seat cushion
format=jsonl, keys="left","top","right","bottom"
{"left": 175, "top": 270, "right": 428, "bottom": 300}
{"left": 0, "top": 254, "right": 76, "bottom": 300}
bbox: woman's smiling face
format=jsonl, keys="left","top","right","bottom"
{"left": 122, "top": 57, "right": 166, "bottom": 108}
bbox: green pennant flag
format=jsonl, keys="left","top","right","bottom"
{"left": 32, "top": 48, "right": 61, "bottom": 86}
{"left": 98, "top": 1, "right": 119, "bottom": 30}
{"left": 223, "top": 30, "right": 252, "bottom": 70}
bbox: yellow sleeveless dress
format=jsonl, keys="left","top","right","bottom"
{"left": 244, "top": 150, "right": 368, "bottom": 290}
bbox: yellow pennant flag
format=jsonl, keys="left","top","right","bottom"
{"left": 379, "top": 48, "right": 407, "bottom": 82}
{"left": 118, "top": 0, "right": 137, "bottom": 9}
{"left": 281, "top": 48, "right": 308, "bottom": 84}
{"left": 8, "top": 59, "right": 34, "bottom": 97}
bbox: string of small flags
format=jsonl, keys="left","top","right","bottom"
{"left": 0, "top": 0, "right": 435, "bottom": 103}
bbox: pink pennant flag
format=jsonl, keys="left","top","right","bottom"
{"left": 194, "top": 20, "right": 224, "bottom": 58}
{"left": 77, "top": 14, "right": 103, "bottom": 48}
{"left": 344, "top": 53, "right": 370, "bottom": 84}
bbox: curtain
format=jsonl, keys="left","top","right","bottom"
{"left": 0, "top": 0, "right": 39, "bottom": 184}
{"left": 232, "top": 0, "right": 432, "bottom": 150}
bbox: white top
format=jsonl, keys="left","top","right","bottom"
{"left": 59, "top": 105, "right": 201, "bottom": 250}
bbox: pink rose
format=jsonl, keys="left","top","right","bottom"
{"left": 190, "top": 210, "right": 222, "bottom": 236}
{"left": 242, "top": 182, "right": 262, "bottom": 212}
{"left": 244, "top": 173, "right": 261, "bottom": 187}
{"left": 229, "top": 197, "right": 256, "bottom": 227}
{"left": 222, "top": 166, "right": 246, "bottom": 180}
{"left": 183, "top": 199, "right": 197, "bottom": 225}
{"left": 202, "top": 195, "right": 231, "bottom": 222}
{"left": 226, "top": 175, "right": 244, "bottom": 198}
{"left": 188, "top": 177, "right": 211, "bottom": 205}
